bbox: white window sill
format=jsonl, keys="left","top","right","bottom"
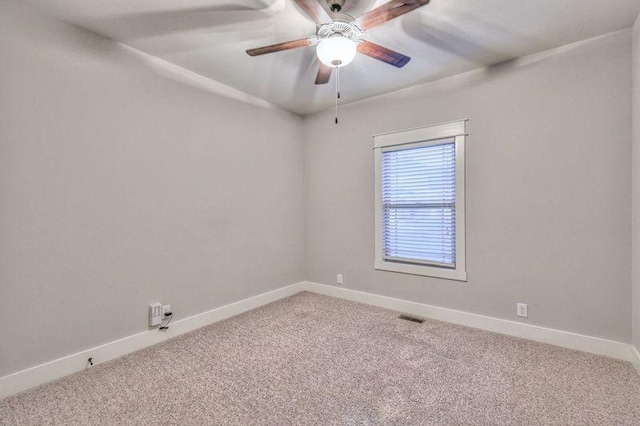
{"left": 374, "top": 261, "right": 467, "bottom": 282}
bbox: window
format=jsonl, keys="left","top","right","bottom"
{"left": 374, "top": 120, "right": 467, "bottom": 281}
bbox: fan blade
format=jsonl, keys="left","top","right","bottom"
{"left": 246, "top": 38, "right": 312, "bottom": 56}
{"left": 315, "top": 63, "right": 333, "bottom": 84}
{"left": 292, "top": 0, "right": 332, "bottom": 23}
{"left": 357, "top": 40, "right": 410, "bottom": 67}
{"left": 357, "top": 0, "right": 430, "bottom": 31}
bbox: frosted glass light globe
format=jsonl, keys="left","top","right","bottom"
{"left": 316, "top": 36, "right": 357, "bottom": 68}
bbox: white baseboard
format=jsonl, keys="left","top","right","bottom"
{"left": 0, "top": 282, "right": 305, "bottom": 400}
{"left": 301, "top": 282, "right": 637, "bottom": 364}
{"left": 631, "top": 345, "right": 640, "bottom": 375}
{"left": 3, "top": 280, "right": 637, "bottom": 400}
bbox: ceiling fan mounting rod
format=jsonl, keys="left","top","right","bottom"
{"left": 327, "top": 0, "right": 345, "bottom": 12}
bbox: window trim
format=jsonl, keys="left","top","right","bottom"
{"left": 374, "top": 120, "right": 467, "bottom": 282}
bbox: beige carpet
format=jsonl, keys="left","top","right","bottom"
{"left": 1, "top": 292, "right": 639, "bottom": 425}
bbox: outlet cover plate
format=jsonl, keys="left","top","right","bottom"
{"left": 162, "top": 304, "right": 171, "bottom": 316}
{"left": 517, "top": 303, "right": 528, "bottom": 318}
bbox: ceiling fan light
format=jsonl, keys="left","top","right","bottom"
{"left": 316, "top": 36, "right": 357, "bottom": 68}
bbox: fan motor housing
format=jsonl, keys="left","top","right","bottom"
{"left": 316, "top": 14, "right": 363, "bottom": 41}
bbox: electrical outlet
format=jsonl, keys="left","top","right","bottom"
{"left": 149, "top": 303, "right": 162, "bottom": 326}
{"left": 162, "top": 304, "right": 171, "bottom": 316}
{"left": 337, "top": 274, "right": 343, "bottom": 284}
{"left": 517, "top": 303, "right": 528, "bottom": 318}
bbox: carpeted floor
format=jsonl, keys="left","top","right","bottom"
{"left": 1, "top": 292, "right": 639, "bottom": 425}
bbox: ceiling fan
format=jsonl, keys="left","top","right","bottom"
{"left": 246, "top": 0, "right": 431, "bottom": 84}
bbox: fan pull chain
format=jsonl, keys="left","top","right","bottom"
{"left": 335, "top": 66, "right": 340, "bottom": 124}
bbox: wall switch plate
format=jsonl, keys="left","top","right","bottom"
{"left": 149, "top": 303, "right": 162, "bottom": 326}
{"left": 517, "top": 303, "right": 528, "bottom": 318}
{"left": 337, "top": 274, "right": 343, "bottom": 284}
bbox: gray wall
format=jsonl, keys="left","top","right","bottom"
{"left": 304, "top": 31, "right": 633, "bottom": 342}
{"left": 633, "top": 17, "right": 640, "bottom": 351}
{"left": 0, "top": 1, "right": 305, "bottom": 377}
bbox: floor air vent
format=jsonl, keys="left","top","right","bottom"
{"left": 398, "top": 315, "right": 424, "bottom": 324}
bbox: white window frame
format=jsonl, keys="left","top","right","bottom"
{"left": 373, "top": 119, "right": 467, "bottom": 281}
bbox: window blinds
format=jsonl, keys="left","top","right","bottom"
{"left": 381, "top": 139, "right": 456, "bottom": 268}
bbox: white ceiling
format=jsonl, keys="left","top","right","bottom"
{"left": 23, "top": 0, "right": 640, "bottom": 115}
